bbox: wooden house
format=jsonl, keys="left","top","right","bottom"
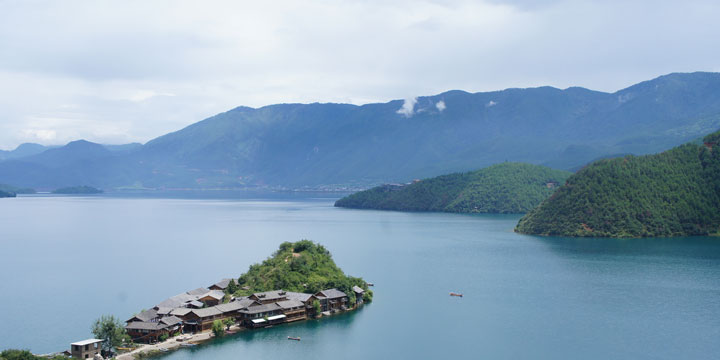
{"left": 209, "top": 278, "right": 232, "bottom": 291}
{"left": 314, "top": 289, "right": 348, "bottom": 312}
{"left": 125, "top": 316, "right": 183, "bottom": 343}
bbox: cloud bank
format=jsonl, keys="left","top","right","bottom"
{"left": 0, "top": 0, "right": 719, "bottom": 148}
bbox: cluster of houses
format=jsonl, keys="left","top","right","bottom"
{"left": 124, "top": 279, "right": 366, "bottom": 343}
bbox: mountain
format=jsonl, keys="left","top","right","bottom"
{"left": 515, "top": 130, "right": 720, "bottom": 237}
{"left": 335, "top": 163, "right": 571, "bottom": 213}
{"left": 2, "top": 72, "right": 720, "bottom": 189}
{"left": 0, "top": 143, "right": 54, "bottom": 161}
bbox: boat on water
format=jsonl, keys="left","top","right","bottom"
{"left": 287, "top": 336, "right": 301, "bottom": 341}
{"left": 450, "top": 292, "right": 463, "bottom": 297}
{"left": 180, "top": 343, "right": 196, "bottom": 347}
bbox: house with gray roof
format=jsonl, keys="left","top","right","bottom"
{"left": 125, "top": 315, "right": 183, "bottom": 343}
{"left": 314, "top": 289, "right": 348, "bottom": 312}
{"left": 209, "top": 278, "right": 233, "bottom": 291}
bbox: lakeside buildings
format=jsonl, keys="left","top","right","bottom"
{"left": 124, "top": 280, "right": 361, "bottom": 343}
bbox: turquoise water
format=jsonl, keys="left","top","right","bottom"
{"left": 1, "top": 195, "right": 719, "bottom": 359}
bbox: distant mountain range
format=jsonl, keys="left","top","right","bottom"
{"left": 335, "top": 163, "right": 571, "bottom": 213}
{"left": 2, "top": 72, "right": 720, "bottom": 190}
{"left": 515, "top": 130, "right": 720, "bottom": 237}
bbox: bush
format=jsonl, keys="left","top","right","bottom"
{"left": 211, "top": 320, "right": 225, "bottom": 337}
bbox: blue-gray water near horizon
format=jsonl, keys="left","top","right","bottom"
{"left": 1, "top": 194, "right": 719, "bottom": 359}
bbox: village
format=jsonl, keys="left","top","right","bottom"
{"left": 67, "top": 279, "right": 367, "bottom": 359}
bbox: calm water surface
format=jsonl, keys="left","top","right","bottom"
{"left": 1, "top": 195, "right": 719, "bottom": 359}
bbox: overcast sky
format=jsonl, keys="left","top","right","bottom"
{"left": 0, "top": 0, "right": 718, "bottom": 149}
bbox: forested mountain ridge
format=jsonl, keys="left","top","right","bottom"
{"left": 515, "top": 130, "right": 720, "bottom": 237}
{"left": 2, "top": 72, "right": 720, "bottom": 189}
{"left": 335, "top": 163, "right": 572, "bottom": 213}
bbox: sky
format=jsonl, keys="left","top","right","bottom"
{"left": 0, "top": 0, "right": 719, "bottom": 150}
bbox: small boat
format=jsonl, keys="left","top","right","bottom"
{"left": 287, "top": 336, "right": 301, "bottom": 341}
{"left": 449, "top": 292, "right": 463, "bottom": 297}
{"left": 158, "top": 348, "right": 169, "bottom": 352}
{"left": 366, "top": 283, "right": 374, "bottom": 287}
{"left": 180, "top": 343, "right": 196, "bottom": 348}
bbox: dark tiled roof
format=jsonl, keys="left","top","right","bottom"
{"left": 127, "top": 309, "right": 158, "bottom": 323}
{"left": 251, "top": 290, "right": 288, "bottom": 301}
{"left": 159, "top": 316, "right": 182, "bottom": 326}
{"left": 190, "top": 307, "right": 223, "bottom": 318}
{"left": 317, "top": 288, "right": 347, "bottom": 299}
{"left": 285, "top": 291, "right": 313, "bottom": 302}
{"left": 156, "top": 307, "right": 174, "bottom": 316}
{"left": 276, "top": 299, "right": 305, "bottom": 310}
{"left": 125, "top": 321, "right": 176, "bottom": 331}
{"left": 211, "top": 279, "right": 232, "bottom": 289}
{"left": 240, "top": 303, "right": 281, "bottom": 315}
{"left": 216, "top": 302, "right": 244, "bottom": 313}
{"left": 352, "top": 286, "right": 365, "bottom": 294}
{"left": 170, "top": 308, "right": 192, "bottom": 316}
{"left": 187, "top": 287, "right": 210, "bottom": 296}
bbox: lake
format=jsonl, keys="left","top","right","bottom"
{"left": 1, "top": 195, "right": 719, "bottom": 359}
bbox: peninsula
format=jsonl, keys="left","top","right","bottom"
{"left": 515, "top": 130, "right": 720, "bottom": 237}
{"left": 117, "top": 240, "right": 371, "bottom": 356}
{"left": 335, "top": 162, "right": 571, "bottom": 214}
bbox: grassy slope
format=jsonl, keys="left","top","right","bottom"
{"left": 334, "top": 163, "right": 572, "bottom": 214}
{"left": 515, "top": 130, "right": 720, "bottom": 237}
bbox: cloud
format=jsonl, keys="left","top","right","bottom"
{"left": 486, "top": 100, "right": 497, "bottom": 107}
{"left": 435, "top": 100, "right": 446, "bottom": 112}
{"left": 22, "top": 129, "right": 57, "bottom": 141}
{"left": 397, "top": 97, "right": 418, "bottom": 117}
{"left": 0, "top": 0, "right": 719, "bottom": 148}
{"left": 127, "top": 90, "right": 176, "bottom": 102}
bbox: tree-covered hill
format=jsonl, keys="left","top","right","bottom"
{"left": 2, "top": 72, "right": 720, "bottom": 189}
{"left": 334, "top": 163, "right": 572, "bottom": 213}
{"left": 515, "top": 130, "right": 720, "bottom": 237}
{"left": 234, "top": 240, "right": 372, "bottom": 301}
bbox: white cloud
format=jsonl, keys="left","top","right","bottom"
{"left": 0, "top": 0, "right": 719, "bottom": 148}
{"left": 486, "top": 100, "right": 497, "bottom": 107}
{"left": 127, "top": 90, "right": 176, "bottom": 103}
{"left": 435, "top": 100, "right": 446, "bottom": 112}
{"left": 21, "top": 129, "right": 57, "bottom": 141}
{"left": 397, "top": 97, "right": 418, "bottom": 117}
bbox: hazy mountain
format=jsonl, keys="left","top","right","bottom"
{"left": 1, "top": 72, "right": 720, "bottom": 189}
{"left": 0, "top": 143, "right": 54, "bottom": 161}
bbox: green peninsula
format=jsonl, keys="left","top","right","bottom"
{"left": 234, "top": 240, "right": 372, "bottom": 302}
{"left": 515, "top": 130, "right": 720, "bottom": 237}
{"left": 335, "top": 162, "right": 571, "bottom": 214}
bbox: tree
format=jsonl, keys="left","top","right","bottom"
{"left": 91, "top": 315, "right": 128, "bottom": 352}
{"left": 211, "top": 320, "right": 225, "bottom": 337}
{"left": 226, "top": 279, "right": 239, "bottom": 294}
{"left": 223, "top": 317, "right": 235, "bottom": 331}
{"left": 312, "top": 300, "right": 321, "bottom": 315}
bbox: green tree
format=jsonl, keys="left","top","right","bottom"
{"left": 226, "top": 279, "right": 239, "bottom": 294}
{"left": 91, "top": 315, "right": 128, "bottom": 352}
{"left": 312, "top": 300, "right": 321, "bottom": 315}
{"left": 211, "top": 320, "right": 225, "bottom": 337}
{"left": 223, "top": 317, "right": 235, "bottom": 331}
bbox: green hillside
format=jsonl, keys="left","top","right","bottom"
{"left": 234, "top": 240, "right": 372, "bottom": 301}
{"left": 515, "top": 130, "right": 720, "bottom": 237}
{"left": 334, "top": 163, "right": 572, "bottom": 214}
